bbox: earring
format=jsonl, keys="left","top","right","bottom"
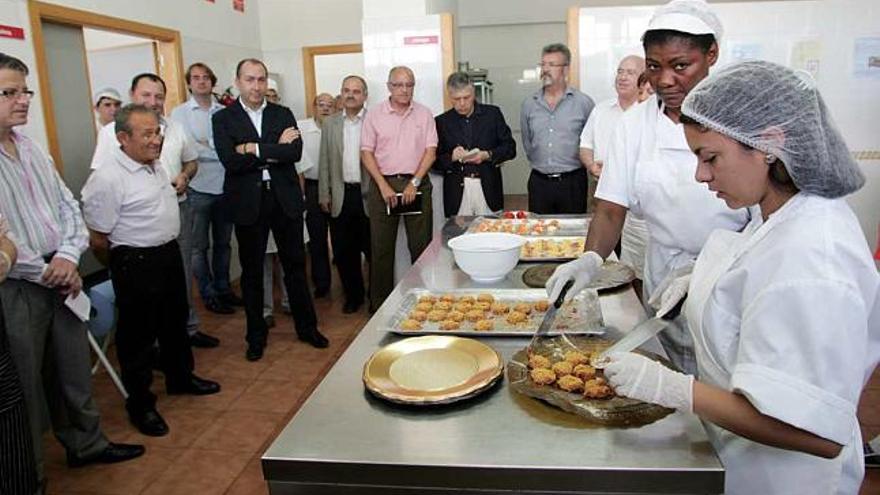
{"left": 764, "top": 154, "right": 777, "bottom": 164}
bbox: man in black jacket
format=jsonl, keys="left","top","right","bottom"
{"left": 212, "top": 58, "right": 328, "bottom": 361}
{"left": 434, "top": 72, "right": 516, "bottom": 217}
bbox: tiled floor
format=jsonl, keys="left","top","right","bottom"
{"left": 39, "top": 255, "right": 880, "bottom": 494}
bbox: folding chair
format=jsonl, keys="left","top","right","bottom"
{"left": 86, "top": 280, "right": 128, "bottom": 399}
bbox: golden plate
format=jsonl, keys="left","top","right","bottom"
{"left": 363, "top": 336, "right": 503, "bottom": 405}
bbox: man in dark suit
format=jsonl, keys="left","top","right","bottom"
{"left": 434, "top": 72, "right": 516, "bottom": 217}
{"left": 212, "top": 58, "right": 328, "bottom": 361}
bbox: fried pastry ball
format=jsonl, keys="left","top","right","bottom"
{"left": 564, "top": 351, "right": 590, "bottom": 365}
{"left": 474, "top": 319, "right": 494, "bottom": 331}
{"left": 490, "top": 302, "right": 510, "bottom": 315}
{"left": 474, "top": 301, "right": 492, "bottom": 312}
{"left": 399, "top": 319, "right": 422, "bottom": 331}
{"left": 573, "top": 364, "right": 596, "bottom": 381}
{"left": 506, "top": 311, "right": 527, "bottom": 324}
{"left": 551, "top": 361, "right": 574, "bottom": 377}
{"left": 439, "top": 294, "right": 456, "bottom": 303}
{"left": 584, "top": 378, "right": 614, "bottom": 399}
{"left": 513, "top": 302, "right": 533, "bottom": 315}
{"left": 533, "top": 300, "right": 550, "bottom": 312}
{"left": 439, "top": 319, "right": 460, "bottom": 331}
{"left": 434, "top": 301, "right": 453, "bottom": 311}
{"left": 427, "top": 310, "right": 447, "bottom": 322}
{"left": 528, "top": 354, "right": 551, "bottom": 369}
{"left": 465, "top": 309, "right": 485, "bottom": 322}
{"left": 447, "top": 310, "right": 466, "bottom": 322}
{"left": 457, "top": 295, "right": 475, "bottom": 304}
{"left": 477, "top": 293, "right": 494, "bottom": 304}
{"left": 557, "top": 375, "right": 584, "bottom": 393}
{"left": 530, "top": 368, "right": 556, "bottom": 385}
{"left": 409, "top": 310, "right": 428, "bottom": 322}
{"left": 452, "top": 302, "right": 472, "bottom": 313}
{"left": 417, "top": 295, "right": 437, "bottom": 304}
{"left": 415, "top": 302, "right": 433, "bottom": 312}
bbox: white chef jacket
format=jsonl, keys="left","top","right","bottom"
{"left": 595, "top": 94, "right": 750, "bottom": 298}
{"left": 685, "top": 193, "right": 880, "bottom": 495}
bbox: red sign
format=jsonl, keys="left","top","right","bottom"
{"left": 0, "top": 25, "right": 25, "bottom": 40}
{"left": 233, "top": 0, "right": 244, "bottom": 12}
{"left": 404, "top": 35, "right": 438, "bottom": 46}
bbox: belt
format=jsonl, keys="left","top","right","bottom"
{"left": 344, "top": 182, "right": 361, "bottom": 189}
{"left": 464, "top": 173, "right": 480, "bottom": 179}
{"left": 382, "top": 173, "right": 413, "bottom": 180}
{"left": 111, "top": 240, "right": 177, "bottom": 254}
{"left": 532, "top": 168, "right": 582, "bottom": 181}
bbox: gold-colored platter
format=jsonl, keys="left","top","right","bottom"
{"left": 363, "top": 336, "right": 503, "bottom": 405}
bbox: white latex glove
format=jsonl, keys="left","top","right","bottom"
{"left": 604, "top": 352, "right": 694, "bottom": 411}
{"left": 545, "top": 251, "right": 603, "bottom": 303}
{"left": 647, "top": 273, "right": 691, "bottom": 318}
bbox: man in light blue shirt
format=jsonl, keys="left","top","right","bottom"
{"left": 170, "top": 63, "right": 240, "bottom": 323}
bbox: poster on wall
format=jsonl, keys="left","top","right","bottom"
{"left": 233, "top": 0, "right": 244, "bottom": 13}
{"left": 853, "top": 37, "right": 880, "bottom": 79}
{"left": 790, "top": 39, "right": 821, "bottom": 79}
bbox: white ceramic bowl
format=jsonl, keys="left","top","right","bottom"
{"left": 447, "top": 233, "right": 525, "bottom": 283}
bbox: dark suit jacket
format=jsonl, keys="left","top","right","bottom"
{"left": 434, "top": 103, "right": 516, "bottom": 217}
{"left": 212, "top": 100, "right": 304, "bottom": 225}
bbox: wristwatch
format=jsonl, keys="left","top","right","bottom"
{"left": 410, "top": 176, "right": 422, "bottom": 188}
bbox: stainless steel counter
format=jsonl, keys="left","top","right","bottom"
{"left": 263, "top": 219, "right": 724, "bottom": 494}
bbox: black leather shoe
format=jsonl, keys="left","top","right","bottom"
{"left": 342, "top": 300, "right": 362, "bottom": 314}
{"left": 205, "top": 297, "right": 234, "bottom": 315}
{"left": 246, "top": 345, "right": 264, "bottom": 362}
{"left": 67, "top": 442, "right": 146, "bottom": 467}
{"left": 129, "top": 409, "right": 169, "bottom": 437}
{"left": 264, "top": 315, "right": 276, "bottom": 329}
{"left": 167, "top": 375, "right": 221, "bottom": 395}
{"left": 219, "top": 292, "right": 244, "bottom": 306}
{"left": 313, "top": 287, "right": 330, "bottom": 299}
{"left": 190, "top": 331, "right": 220, "bottom": 348}
{"left": 298, "top": 329, "right": 329, "bottom": 348}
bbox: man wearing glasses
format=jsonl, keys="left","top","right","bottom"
{"left": 360, "top": 66, "right": 437, "bottom": 312}
{"left": 520, "top": 43, "right": 595, "bottom": 214}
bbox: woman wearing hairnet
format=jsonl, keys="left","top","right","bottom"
{"left": 547, "top": 0, "right": 750, "bottom": 374}
{"left": 605, "top": 60, "right": 880, "bottom": 494}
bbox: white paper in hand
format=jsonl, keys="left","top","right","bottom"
{"left": 65, "top": 291, "right": 92, "bottom": 322}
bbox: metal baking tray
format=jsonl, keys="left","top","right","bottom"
{"left": 519, "top": 237, "right": 586, "bottom": 262}
{"left": 386, "top": 288, "right": 604, "bottom": 337}
{"left": 468, "top": 216, "right": 589, "bottom": 237}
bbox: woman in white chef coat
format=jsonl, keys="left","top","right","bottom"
{"left": 605, "top": 60, "right": 880, "bottom": 495}
{"left": 547, "top": 0, "right": 750, "bottom": 374}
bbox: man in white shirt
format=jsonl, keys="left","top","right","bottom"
{"left": 319, "top": 76, "right": 371, "bottom": 314}
{"left": 301, "top": 92, "right": 335, "bottom": 298}
{"left": 170, "top": 63, "right": 241, "bottom": 318}
{"left": 578, "top": 55, "right": 650, "bottom": 294}
{"left": 91, "top": 73, "right": 219, "bottom": 349}
{"left": 82, "top": 104, "right": 220, "bottom": 437}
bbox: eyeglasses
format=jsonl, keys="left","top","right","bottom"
{"left": 0, "top": 88, "right": 35, "bottom": 100}
{"left": 388, "top": 82, "right": 415, "bottom": 90}
{"left": 539, "top": 62, "right": 568, "bottom": 68}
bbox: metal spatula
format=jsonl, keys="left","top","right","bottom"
{"left": 528, "top": 280, "right": 573, "bottom": 351}
{"left": 592, "top": 298, "right": 685, "bottom": 368}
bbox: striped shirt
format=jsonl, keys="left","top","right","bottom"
{"left": 0, "top": 131, "right": 88, "bottom": 284}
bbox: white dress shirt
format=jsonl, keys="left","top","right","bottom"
{"left": 82, "top": 147, "right": 180, "bottom": 248}
{"left": 298, "top": 118, "right": 321, "bottom": 180}
{"left": 342, "top": 108, "right": 365, "bottom": 183}
{"left": 239, "top": 98, "right": 271, "bottom": 181}
{"left": 170, "top": 97, "right": 226, "bottom": 195}
{"left": 579, "top": 97, "right": 626, "bottom": 163}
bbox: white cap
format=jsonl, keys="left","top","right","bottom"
{"left": 646, "top": 0, "right": 723, "bottom": 41}
{"left": 93, "top": 87, "right": 122, "bottom": 105}
{"left": 267, "top": 78, "right": 279, "bottom": 91}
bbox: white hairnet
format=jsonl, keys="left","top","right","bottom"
{"left": 681, "top": 60, "right": 864, "bottom": 198}
{"left": 647, "top": 0, "right": 723, "bottom": 41}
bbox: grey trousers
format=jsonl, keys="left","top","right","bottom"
{"left": 179, "top": 196, "right": 199, "bottom": 335}
{"left": 0, "top": 280, "right": 108, "bottom": 480}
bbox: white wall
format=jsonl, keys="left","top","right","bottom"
{"left": 85, "top": 42, "right": 155, "bottom": 106}
{"left": 259, "top": 0, "right": 363, "bottom": 116}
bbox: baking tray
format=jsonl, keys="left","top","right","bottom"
{"left": 387, "top": 288, "right": 604, "bottom": 337}
{"left": 522, "top": 261, "right": 636, "bottom": 291}
{"left": 468, "top": 216, "right": 589, "bottom": 237}
{"left": 507, "top": 335, "right": 675, "bottom": 426}
{"left": 520, "top": 237, "right": 586, "bottom": 262}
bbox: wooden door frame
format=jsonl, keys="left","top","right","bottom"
{"left": 301, "top": 43, "right": 362, "bottom": 118}
{"left": 27, "top": 0, "right": 184, "bottom": 172}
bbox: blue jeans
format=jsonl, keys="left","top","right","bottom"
{"left": 189, "top": 190, "right": 233, "bottom": 301}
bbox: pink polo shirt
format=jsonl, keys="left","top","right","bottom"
{"left": 360, "top": 99, "right": 438, "bottom": 175}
